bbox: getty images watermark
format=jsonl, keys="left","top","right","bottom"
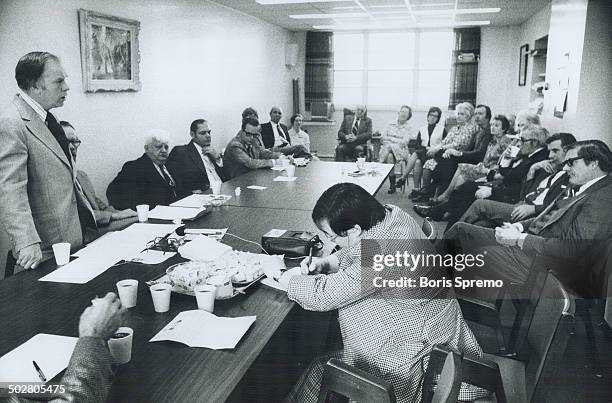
{"left": 360, "top": 239, "right": 504, "bottom": 297}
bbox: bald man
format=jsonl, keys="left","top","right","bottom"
{"left": 335, "top": 104, "right": 372, "bottom": 161}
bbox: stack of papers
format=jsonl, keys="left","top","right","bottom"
{"left": 148, "top": 205, "right": 208, "bottom": 221}
{"left": 0, "top": 334, "right": 78, "bottom": 383}
{"left": 149, "top": 310, "right": 256, "bottom": 349}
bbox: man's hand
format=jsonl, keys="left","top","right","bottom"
{"left": 16, "top": 243, "right": 43, "bottom": 270}
{"left": 475, "top": 186, "right": 492, "bottom": 199}
{"left": 345, "top": 133, "right": 357, "bottom": 143}
{"left": 111, "top": 209, "right": 138, "bottom": 220}
{"left": 511, "top": 204, "right": 536, "bottom": 221}
{"left": 299, "top": 256, "right": 329, "bottom": 275}
{"left": 202, "top": 146, "right": 220, "bottom": 160}
{"left": 529, "top": 159, "right": 555, "bottom": 178}
{"left": 443, "top": 148, "right": 461, "bottom": 159}
{"left": 495, "top": 224, "right": 523, "bottom": 247}
{"left": 79, "top": 292, "right": 125, "bottom": 340}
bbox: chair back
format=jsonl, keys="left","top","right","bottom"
{"left": 317, "top": 358, "right": 396, "bottom": 403}
{"left": 422, "top": 217, "right": 436, "bottom": 241}
{"left": 422, "top": 346, "right": 463, "bottom": 403}
{"left": 524, "top": 271, "right": 575, "bottom": 402}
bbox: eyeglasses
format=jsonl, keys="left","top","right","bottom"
{"left": 198, "top": 130, "right": 211, "bottom": 135}
{"left": 69, "top": 139, "right": 82, "bottom": 146}
{"left": 244, "top": 131, "right": 260, "bottom": 137}
{"left": 563, "top": 157, "right": 583, "bottom": 167}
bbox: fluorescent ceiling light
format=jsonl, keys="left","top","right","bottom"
{"left": 290, "top": 12, "right": 367, "bottom": 19}
{"left": 414, "top": 2, "right": 454, "bottom": 6}
{"left": 312, "top": 20, "right": 490, "bottom": 30}
{"left": 415, "top": 7, "right": 500, "bottom": 15}
{"left": 333, "top": 6, "right": 362, "bottom": 10}
{"left": 256, "top": 0, "right": 349, "bottom": 4}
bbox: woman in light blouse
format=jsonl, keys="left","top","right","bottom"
{"left": 287, "top": 113, "right": 311, "bottom": 153}
{"left": 378, "top": 105, "right": 416, "bottom": 193}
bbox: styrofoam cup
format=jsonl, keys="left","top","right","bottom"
{"left": 136, "top": 204, "right": 149, "bottom": 222}
{"left": 194, "top": 284, "right": 217, "bottom": 312}
{"left": 149, "top": 283, "right": 172, "bottom": 313}
{"left": 285, "top": 165, "right": 296, "bottom": 178}
{"left": 52, "top": 242, "right": 71, "bottom": 265}
{"left": 108, "top": 327, "right": 133, "bottom": 365}
{"left": 117, "top": 279, "right": 139, "bottom": 308}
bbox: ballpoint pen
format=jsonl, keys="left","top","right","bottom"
{"left": 33, "top": 360, "right": 47, "bottom": 382}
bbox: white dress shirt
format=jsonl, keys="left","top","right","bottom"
{"left": 193, "top": 142, "right": 222, "bottom": 189}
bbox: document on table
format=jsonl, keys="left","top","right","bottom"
{"left": 0, "top": 334, "right": 78, "bottom": 383}
{"left": 184, "top": 228, "right": 228, "bottom": 241}
{"left": 171, "top": 194, "right": 232, "bottom": 208}
{"left": 40, "top": 223, "right": 178, "bottom": 284}
{"left": 261, "top": 267, "right": 302, "bottom": 292}
{"left": 273, "top": 176, "right": 297, "bottom": 182}
{"left": 148, "top": 205, "right": 207, "bottom": 221}
{"left": 130, "top": 249, "right": 176, "bottom": 264}
{"left": 178, "top": 234, "right": 232, "bottom": 261}
{"left": 247, "top": 185, "right": 267, "bottom": 190}
{"left": 149, "top": 310, "right": 256, "bottom": 349}
{"left": 270, "top": 166, "right": 285, "bottom": 171}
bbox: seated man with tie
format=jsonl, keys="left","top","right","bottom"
{"left": 442, "top": 140, "right": 612, "bottom": 297}
{"left": 61, "top": 121, "right": 138, "bottom": 242}
{"left": 260, "top": 106, "right": 310, "bottom": 158}
{"left": 223, "top": 117, "right": 283, "bottom": 179}
{"left": 166, "top": 119, "right": 226, "bottom": 198}
{"left": 335, "top": 104, "right": 373, "bottom": 162}
{"left": 106, "top": 129, "right": 179, "bottom": 210}
{"left": 0, "top": 51, "right": 94, "bottom": 271}
{"left": 459, "top": 132, "right": 576, "bottom": 228}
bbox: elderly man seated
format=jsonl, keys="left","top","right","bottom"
{"left": 335, "top": 105, "right": 372, "bottom": 162}
{"left": 223, "top": 117, "right": 283, "bottom": 179}
{"left": 107, "top": 129, "right": 179, "bottom": 210}
{"left": 260, "top": 106, "right": 310, "bottom": 158}
{"left": 60, "top": 121, "right": 138, "bottom": 242}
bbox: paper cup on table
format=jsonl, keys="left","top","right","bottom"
{"left": 356, "top": 158, "right": 366, "bottom": 171}
{"left": 194, "top": 284, "right": 217, "bottom": 312}
{"left": 136, "top": 204, "right": 149, "bottom": 222}
{"left": 285, "top": 165, "right": 296, "bottom": 178}
{"left": 52, "top": 242, "right": 71, "bottom": 265}
{"left": 117, "top": 279, "right": 139, "bottom": 308}
{"left": 149, "top": 283, "right": 172, "bottom": 313}
{"left": 108, "top": 327, "right": 133, "bottom": 365}
{"left": 206, "top": 275, "right": 233, "bottom": 299}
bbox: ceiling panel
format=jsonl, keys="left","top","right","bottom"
{"left": 210, "top": 0, "right": 551, "bottom": 31}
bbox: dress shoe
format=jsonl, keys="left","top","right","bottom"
{"left": 413, "top": 205, "right": 432, "bottom": 219}
{"left": 395, "top": 178, "right": 406, "bottom": 189}
{"left": 387, "top": 188, "right": 396, "bottom": 194}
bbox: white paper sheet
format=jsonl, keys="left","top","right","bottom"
{"left": 270, "top": 166, "right": 285, "bottom": 171}
{"left": 178, "top": 234, "right": 232, "bottom": 261}
{"left": 247, "top": 185, "right": 267, "bottom": 190}
{"left": 261, "top": 267, "right": 302, "bottom": 292}
{"left": 0, "top": 334, "right": 78, "bottom": 383}
{"left": 273, "top": 176, "right": 297, "bottom": 182}
{"left": 130, "top": 250, "right": 176, "bottom": 264}
{"left": 184, "top": 228, "right": 228, "bottom": 241}
{"left": 149, "top": 310, "right": 256, "bottom": 349}
{"left": 148, "top": 205, "right": 207, "bottom": 221}
{"left": 40, "top": 223, "right": 178, "bottom": 284}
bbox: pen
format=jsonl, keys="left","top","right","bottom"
{"left": 33, "top": 360, "right": 46, "bottom": 382}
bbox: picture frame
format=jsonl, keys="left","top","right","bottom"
{"left": 78, "top": 9, "right": 141, "bottom": 92}
{"left": 518, "top": 43, "right": 529, "bottom": 86}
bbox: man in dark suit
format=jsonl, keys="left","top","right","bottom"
{"left": 166, "top": 119, "right": 226, "bottom": 198}
{"left": 0, "top": 52, "right": 96, "bottom": 270}
{"left": 260, "top": 106, "right": 309, "bottom": 157}
{"left": 107, "top": 130, "right": 179, "bottom": 210}
{"left": 443, "top": 140, "right": 612, "bottom": 297}
{"left": 335, "top": 104, "right": 372, "bottom": 161}
{"left": 460, "top": 132, "right": 576, "bottom": 228}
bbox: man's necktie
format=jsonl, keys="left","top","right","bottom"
{"left": 161, "top": 165, "right": 177, "bottom": 198}
{"left": 352, "top": 119, "right": 359, "bottom": 136}
{"left": 45, "top": 112, "right": 72, "bottom": 164}
{"left": 277, "top": 124, "right": 289, "bottom": 145}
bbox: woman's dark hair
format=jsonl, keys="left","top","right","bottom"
{"left": 241, "top": 107, "right": 258, "bottom": 120}
{"left": 492, "top": 114, "right": 510, "bottom": 133}
{"left": 312, "top": 183, "right": 386, "bottom": 236}
{"left": 290, "top": 113, "right": 303, "bottom": 126}
{"left": 427, "top": 107, "right": 442, "bottom": 124}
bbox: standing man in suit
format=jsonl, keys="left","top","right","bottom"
{"left": 61, "top": 121, "right": 138, "bottom": 242}
{"left": 260, "top": 106, "right": 310, "bottom": 157}
{"left": 166, "top": 119, "right": 226, "bottom": 198}
{"left": 0, "top": 52, "right": 95, "bottom": 270}
{"left": 443, "top": 140, "right": 612, "bottom": 297}
{"left": 335, "top": 104, "right": 372, "bottom": 161}
{"left": 106, "top": 129, "right": 179, "bottom": 210}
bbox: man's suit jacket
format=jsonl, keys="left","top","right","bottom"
{"left": 337, "top": 115, "right": 373, "bottom": 145}
{"left": 520, "top": 174, "right": 612, "bottom": 297}
{"left": 521, "top": 169, "right": 570, "bottom": 215}
{"left": 106, "top": 154, "right": 178, "bottom": 210}
{"left": 166, "top": 141, "right": 226, "bottom": 198}
{"left": 491, "top": 147, "right": 549, "bottom": 203}
{"left": 260, "top": 122, "right": 291, "bottom": 149}
{"left": 0, "top": 95, "right": 86, "bottom": 258}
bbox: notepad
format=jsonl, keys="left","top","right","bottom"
{"left": 0, "top": 334, "right": 78, "bottom": 383}
{"left": 148, "top": 205, "right": 208, "bottom": 221}
{"left": 149, "top": 310, "right": 256, "bottom": 349}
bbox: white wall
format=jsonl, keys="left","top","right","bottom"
{"left": 0, "top": 0, "right": 305, "bottom": 276}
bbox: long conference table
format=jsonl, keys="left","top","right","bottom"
{"left": 0, "top": 160, "right": 392, "bottom": 402}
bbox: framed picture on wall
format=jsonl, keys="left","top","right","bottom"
{"left": 78, "top": 9, "right": 141, "bottom": 92}
{"left": 518, "top": 43, "right": 529, "bottom": 86}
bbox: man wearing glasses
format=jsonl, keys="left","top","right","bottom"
{"left": 61, "top": 121, "right": 138, "bottom": 242}
{"left": 443, "top": 140, "right": 612, "bottom": 297}
{"left": 167, "top": 119, "right": 226, "bottom": 198}
{"left": 223, "top": 117, "right": 283, "bottom": 179}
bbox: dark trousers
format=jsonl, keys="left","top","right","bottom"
{"left": 335, "top": 143, "right": 365, "bottom": 162}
